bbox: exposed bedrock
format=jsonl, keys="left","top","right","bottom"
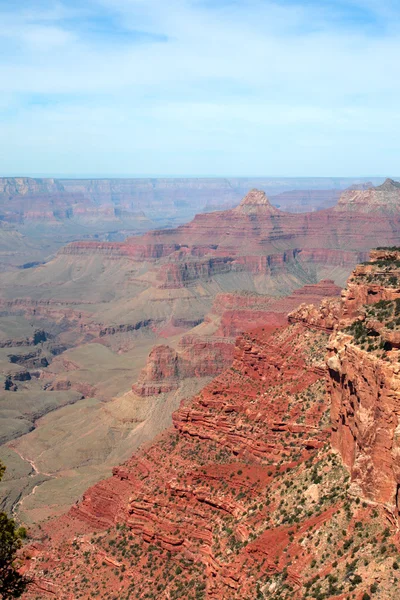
{"left": 132, "top": 279, "right": 342, "bottom": 397}
{"left": 19, "top": 247, "right": 400, "bottom": 599}
{"left": 328, "top": 333, "right": 400, "bottom": 510}
{"left": 325, "top": 249, "right": 400, "bottom": 512}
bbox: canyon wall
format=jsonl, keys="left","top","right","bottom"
{"left": 21, "top": 249, "right": 400, "bottom": 599}
{"left": 326, "top": 249, "right": 400, "bottom": 513}
{"left": 132, "top": 279, "right": 342, "bottom": 397}
{"left": 1, "top": 176, "right": 386, "bottom": 221}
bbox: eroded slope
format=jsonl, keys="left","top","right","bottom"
{"left": 21, "top": 249, "right": 400, "bottom": 599}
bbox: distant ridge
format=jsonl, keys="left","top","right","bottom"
{"left": 335, "top": 177, "right": 400, "bottom": 213}
{"left": 375, "top": 177, "right": 400, "bottom": 191}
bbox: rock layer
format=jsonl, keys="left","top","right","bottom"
{"left": 327, "top": 248, "right": 400, "bottom": 512}
{"left": 132, "top": 279, "right": 341, "bottom": 397}
{"left": 21, "top": 250, "right": 400, "bottom": 599}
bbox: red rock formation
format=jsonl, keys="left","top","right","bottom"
{"left": 132, "top": 280, "right": 342, "bottom": 397}
{"left": 288, "top": 297, "right": 341, "bottom": 332}
{"left": 22, "top": 283, "right": 400, "bottom": 598}
{"left": 20, "top": 250, "right": 400, "bottom": 600}
{"left": 335, "top": 178, "right": 400, "bottom": 214}
{"left": 232, "top": 188, "right": 282, "bottom": 215}
{"left": 340, "top": 249, "right": 400, "bottom": 321}
{"left": 132, "top": 345, "right": 180, "bottom": 396}
{"left": 132, "top": 338, "right": 235, "bottom": 397}
{"left": 157, "top": 257, "right": 234, "bottom": 288}
{"left": 217, "top": 310, "right": 287, "bottom": 337}
{"left": 23, "top": 318, "right": 337, "bottom": 599}
{"left": 177, "top": 335, "right": 234, "bottom": 377}
{"left": 326, "top": 248, "right": 400, "bottom": 512}
{"left": 216, "top": 280, "right": 341, "bottom": 337}
{"left": 123, "top": 183, "right": 400, "bottom": 258}
{"left": 6, "top": 179, "right": 400, "bottom": 598}
{"left": 55, "top": 182, "right": 400, "bottom": 298}
{"left": 328, "top": 332, "right": 400, "bottom": 510}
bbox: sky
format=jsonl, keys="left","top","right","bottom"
{"left": 0, "top": 0, "right": 400, "bottom": 177}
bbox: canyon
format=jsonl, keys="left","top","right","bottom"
{"left": 1, "top": 176, "right": 385, "bottom": 225}
{"left": 0, "top": 176, "right": 387, "bottom": 271}
{"left": 1, "top": 179, "right": 400, "bottom": 530}
{"left": 19, "top": 248, "right": 400, "bottom": 600}
{"left": 0, "top": 278, "right": 340, "bottom": 524}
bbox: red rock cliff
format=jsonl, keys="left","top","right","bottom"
{"left": 20, "top": 249, "right": 400, "bottom": 600}
{"left": 327, "top": 249, "right": 400, "bottom": 513}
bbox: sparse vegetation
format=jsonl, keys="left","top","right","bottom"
{"left": 0, "top": 461, "right": 30, "bottom": 599}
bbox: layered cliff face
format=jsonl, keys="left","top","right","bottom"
{"left": 132, "top": 279, "right": 341, "bottom": 398}
{"left": 121, "top": 181, "right": 400, "bottom": 255}
{"left": 131, "top": 340, "right": 235, "bottom": 397}
{"left": 211, "top": 279, "right": 341, "bottom": 337}
{"left": 326, "top": 248, "right": 400, "bottom": 513}
{"left": 335, "top": 178, "right": 400, "bottom": 214}
{"left": 22, "top": 320, "right": 336, "bottom": 600}
{"left": 3, "top": 181, "right": 399, "bottom": 340}
{"left": 131, "top": 345, "right": 181, "bottom": 396}
{"left": 2, "top": 177, "right": 383, "bottom": 244}
{"left": 0, "top": 177, "right": 395, "bottom": 275}
{"left": 58, "top": 181, "right": 400, "bottom": 294}
{"left": 21, "top": 251, "right": 400, "bottom": 599}
{"left": 1, "top": 177, "right": 370, "bottom": 248}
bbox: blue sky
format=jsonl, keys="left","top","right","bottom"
{"left": 0, "top": 0, "right": 400, "bottom": 177}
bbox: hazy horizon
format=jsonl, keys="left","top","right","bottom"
{"left": 0, "top": 174, "right": 398, "bottom": 181}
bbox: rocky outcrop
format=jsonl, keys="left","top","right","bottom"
{"left": 132, "top": 338, "right": 234, "bottom": 396}
{"left": 326, "top": 248, "right": 400, "bottom": 512}
{"left": 233, "top": 188, "right": 282, "bottom": 215}
{"left": 132, "top": 280, "right": 342, "bottom": 397}
{"left": 172, "top": 323, "right": 329, "bottom": 460}
{"left": 328, "top": 331, "right": 400, "bottom": 510}
{"left": 288, "top": 297, "right": 341, "bottom": 332}
{"left": 335, "top": 178, "right": 400, "bottom": 214}
{"left": 157, "top": 257, "right": 234, "bottom": 288}
{"left": 132, "top": 345, "right": 181, "bottom": 396}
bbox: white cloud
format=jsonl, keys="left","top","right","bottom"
{"left": 0, "top": 0, "right": 400, "bottom": 176}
